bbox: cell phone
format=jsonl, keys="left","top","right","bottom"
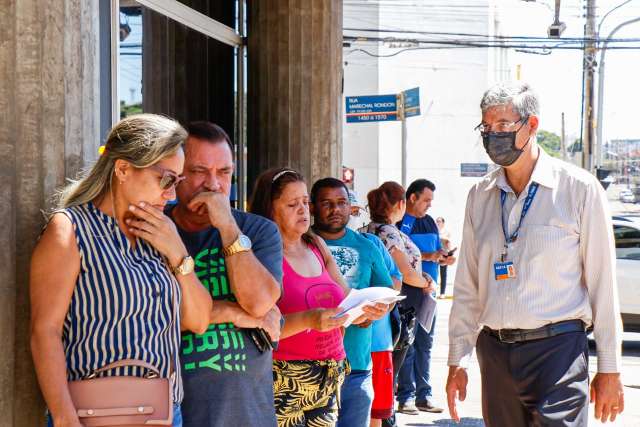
{"left": 446, "top": 247, "right": 457, "bottom": 257}
{"left": 248, "top": 328, "right": 273, "bottom": 353}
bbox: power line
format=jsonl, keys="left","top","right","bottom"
{"left": 344, "top": 27, "right": 640, "bottom": 43}
{"left": 343, "top": 35, "right": 640, "bottom": 53}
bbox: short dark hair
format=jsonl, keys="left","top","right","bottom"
{"left": 186, "top": 121, "right": 233, "bottom": 152}
{"left": 310, "top": 177, "right": 349, "bottom": 204}
{"left": 406, "top": 179, "right": 436, "bottom": 199}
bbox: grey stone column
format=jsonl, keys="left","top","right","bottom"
{"left": 247, "top": 0, "right": 343, "bottom": 190}
{"left": 0, "top": 0, "right": 100, "bottom": 424}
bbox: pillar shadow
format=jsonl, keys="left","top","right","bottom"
{"left": 404, "top": 417, "right": 485, "bottom": 426}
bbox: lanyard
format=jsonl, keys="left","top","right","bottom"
{"left": 500, "top": 182, "right": 538, "bottom": 261}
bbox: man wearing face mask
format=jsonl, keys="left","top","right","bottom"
{"left": 446, "top": 82, "right": 623, "bottom": 426}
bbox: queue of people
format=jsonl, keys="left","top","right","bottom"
{"left": 30, "top": 81, "right": 623, "bottom": 427}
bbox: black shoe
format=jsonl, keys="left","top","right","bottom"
{"left": 382, "top": 414, "right": 397, "bottom": 427}
{"left": 415, "top": 399, "right": 444, "bottom": 413}
{"left": 397, "top": 402, "right": 419, "bottom": 415}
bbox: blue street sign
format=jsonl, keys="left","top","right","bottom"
{"left": 460, "top": 163, "right": 489, "bottom": 177}
{"left": 403, "top": 87, "right": 420, "bottom": 118}
{"left": 346, "top": 94, "right": 398, "bottom": 123}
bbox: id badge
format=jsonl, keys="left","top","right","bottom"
{"left": 494, "top": 261, "right": 516, "bottom": 281}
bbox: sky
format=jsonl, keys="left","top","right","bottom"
{"left": 118, "top": 12, "right": 143, "bottom": 105}
{"left": 343, "top": 0, "right": 640, "bottom": 144}
{"left": 504, "top": 0, "right": 640, "bottom": 143}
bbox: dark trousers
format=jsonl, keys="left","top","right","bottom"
{"left": 439, "top": 266, "right": 448, "bottom": 295}
{"left": 396, "top": 317, "right": 436, "bottom": 403}
{"left": 476, "top": 330, "right": 589, "bottom": 427}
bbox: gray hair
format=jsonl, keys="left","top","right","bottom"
{"left": 480, "top": 81, "right": 540, "bottom": 118}
{"left": 57, "top": 114, "right": 187, "bottom": 209}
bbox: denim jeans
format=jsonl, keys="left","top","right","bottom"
{"left": 337, "top": 369, "right": 374, "bottom": 427}
{"left": 397, "top": 315, "right": 436, "bottom": 404}
{"left": 46, "top": 404, "right": 182, "bottom": 426}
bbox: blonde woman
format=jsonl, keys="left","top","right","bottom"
{"left": 30, "top": 114, "right": 212, "bottom": 427}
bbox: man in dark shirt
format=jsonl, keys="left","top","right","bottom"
{"left": 395, "top": 179, "right": 455, "bottom": 415}
{"left": 169, "top": 122, "right": 282, "bottom": 427}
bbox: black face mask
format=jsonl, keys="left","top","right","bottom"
{"left": 481, "top": 119, "right": 530, "bottom": 167}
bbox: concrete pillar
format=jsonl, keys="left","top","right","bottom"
{"left": 247, "top": 0, "right": 343, "bottom": 190}
{"left": 0, "top": 0, "right": 100, "bottom": 424}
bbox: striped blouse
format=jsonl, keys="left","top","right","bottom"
{"left": 56, "top": 202, "right": 183, "bottom": 402}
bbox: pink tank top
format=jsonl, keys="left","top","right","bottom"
{"left": 273, "top": 245, "right": 346, "bottom": 361}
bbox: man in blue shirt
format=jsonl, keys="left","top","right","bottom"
{"left": 311, "top": 178, "right": 393, "bottom": 427}
{"left": 396, "top": 179, "right": 455, "bottom": 415}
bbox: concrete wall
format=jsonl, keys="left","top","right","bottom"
{"left": 0, "top": 0, "right": 101, "bottom": 424}
{"left": 247, "top": 0, "right": 343, "bottom": 190}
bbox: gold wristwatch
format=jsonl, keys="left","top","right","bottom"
{"left": 172, "top": 255, "right": 195, "bottom": 276}
{"left": 222, "top": 234, "right": 252, "bottom": 257}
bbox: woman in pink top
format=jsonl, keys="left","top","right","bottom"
{"left": 250, "top": 167, "right": 351, "bottom": 427}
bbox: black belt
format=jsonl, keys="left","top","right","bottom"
{"left": 483, "top": 319, "right": 585, "bottom": 344}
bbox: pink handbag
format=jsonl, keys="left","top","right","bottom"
{"left": 67, "top": 359, "right": 173, "bottom": 426}
{"left": 66, "top": 265, "right": 179, "bottom": 426}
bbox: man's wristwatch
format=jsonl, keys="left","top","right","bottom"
{"left": 172, "top": 255, "right": 195, "bottom": 276}
{"left": 222, "top": 234, "right": 252, "bottom": 257}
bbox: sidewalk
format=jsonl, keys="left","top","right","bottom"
{"left": 395, "top": 299, "right": 640, "bottom": 427}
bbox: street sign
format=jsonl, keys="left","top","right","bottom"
{"left": 345, "top": 94, "right": 398, "bottom": 123}
{"left": 402, "top": 87, "right": 420, "bottom": 118}
{"left": 461, "top": 163, "right": 489, "bottom": 177}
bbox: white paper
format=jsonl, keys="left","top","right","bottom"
{"left": 335, "top": 287, "right": 406, "bottom": 327}
{"left": 417, "top": 293, "right": 437, "bottom": 332}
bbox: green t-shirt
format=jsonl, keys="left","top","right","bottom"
{"left": 170, "top": 208, "right": 283, "bottom": 427}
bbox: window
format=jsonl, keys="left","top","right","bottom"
{"left": 614, "top": 225, "right": 640, "bottom": 260}
{"left": 108, "top": 0, "right": 247, "bottom": 207}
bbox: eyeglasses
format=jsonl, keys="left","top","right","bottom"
{"left": 474, "top": 117, "right": 528, "bottom": 134}
{"left": 150, "top": 165, "right": 185, "bottom": 191}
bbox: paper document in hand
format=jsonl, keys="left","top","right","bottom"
{"left": 417, "top": 293, "right": 437, "bottom": 333}
{"left": 336, "top": 287, "right": 405, "bottom": 327}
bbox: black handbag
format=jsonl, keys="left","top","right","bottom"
{"left": 369, "top": 224, "right": 417, "bottom": 351}
{"left": 390, "top": 304, "right": 416, "bottom": 350}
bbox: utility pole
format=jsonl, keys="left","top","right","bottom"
{"left": 561, "top": 112, "right": 567, "bottom": 161}
{"left": 399, "top": 92, "right": 407, "bottom": 188}
{"left": 581, "top": 0, "right": 597, "bottom": 173}
{"left": 595, "top": 16, "right": 640, "bottom": 169}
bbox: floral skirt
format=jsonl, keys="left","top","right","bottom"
{"left": 273, "top": 359, "right": 350, "bottom": 427}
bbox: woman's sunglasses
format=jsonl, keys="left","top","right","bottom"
{"left": 150, "top": 165, "right": 185, "bottom": 191}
